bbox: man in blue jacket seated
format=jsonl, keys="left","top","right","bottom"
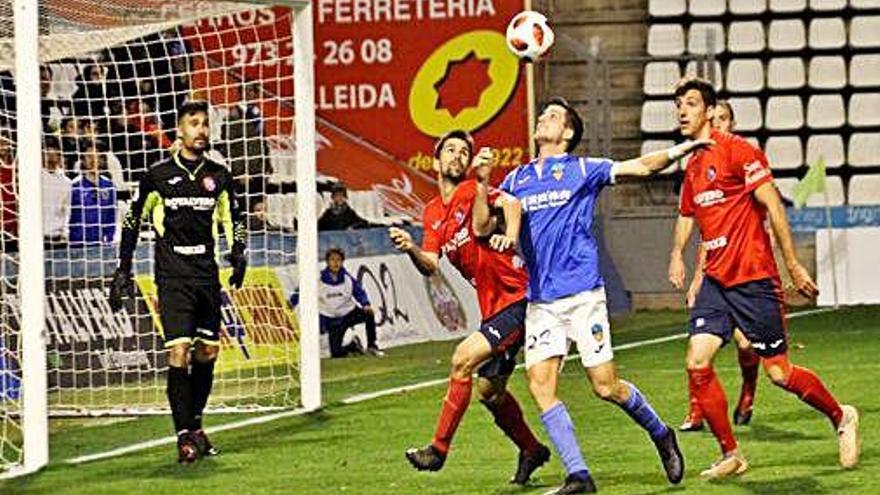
{"left": 317, "top": 247, "right": 383, "bottom": 358}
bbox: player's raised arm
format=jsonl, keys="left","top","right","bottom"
{"left": 389, "top": 226, "right": 439, "bottom": 276}
{"left": 472, "top": 147, "right": 497, "bottom": 237}
{"left": 613, "top": 139, "right": 713, "bottom": 180}
{"left": 753, "top": 182, "right": 818, "bottom": 298}
{"left": 109, "top": 173, "right": 158, "bottom": 312}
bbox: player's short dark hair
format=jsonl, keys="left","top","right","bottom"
{"left": 674, "top": 77, "right": 718, "bottom": 108}
{"left": 433, "top": 130, "right": 474, "bottom": 159}
{"left": 177, "top": 100, "right": 209, "bottom": 123}
{"left": 325, "top": 247, "right": 345, "bottom": 261}
{"left": 541, "top": 97, "right": 583, "bottom": 153}
{"left": 717, "top": 99, "right": 735, "bottom": 122}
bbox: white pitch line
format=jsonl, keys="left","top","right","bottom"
{"left": 63, "top": 307, "right": 832, "bottom": 466}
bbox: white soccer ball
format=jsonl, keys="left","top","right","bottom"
{"left": 505, "top": 11, "right": 555, "bottom": 62}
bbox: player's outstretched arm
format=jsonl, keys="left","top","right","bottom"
{"left": 110, "top": 174, "right": 157, "bottom": 312}
{"left": 753, "top": 182, "right": 819, "bottom": 298}
{"left": 389, "top": 227, "right": 439, "bottom": 276}
{"left": 668, "top": 215, "right": 695, "bottom": 290}
{"left": 614, "top": 139, "right": 713, "bottom": 180}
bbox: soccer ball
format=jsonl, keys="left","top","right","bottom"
{"left": 505, "top": 11, "right": 555, "bottom": 62}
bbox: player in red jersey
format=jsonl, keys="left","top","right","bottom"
{"left": 668, "top": 78, "right": 860, "bottom": 478}
{"left": 680, "top": 100, "right": 762, "bottom": 432}
{"left": 389, "top": 130, "right": 550, "bottom": 486}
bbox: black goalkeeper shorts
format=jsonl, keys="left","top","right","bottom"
{"left": 157, "top": 278, "right": 222, "bottom": 348}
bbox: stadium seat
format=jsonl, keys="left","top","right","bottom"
{"left": 849, "top": 93, "right": 880, "bottom": 127}
{"left": 648, "top": 25, "right": 686, "bottom": 56}
{"left": 848, "top": 133, "right": 880, "bottom": 167}
{"left": 726, "top": 59, "right": 765, "bottom": 93}
{"left": 807, "top": 95, "right": 845, "bottom": 129}
{"left": 769, "top": 19, "right": 806, "bottom": 52}
{"left": 769, "top": 0, "right": 806, "bottom": 12}
{"left": 689, "top": 0, "right": 726, "bottom": 16}
{"left": 809, "top": 18, "right": 846, "bottom": 50}
{"left": 767, "top": 57, "right": 806, "bottom": 89}
{"left": 730, "top": 0, "right": 767, "bottom": 15}
{"left": 805, "top": 135, "right": 845, "bottom": 169}
{"left": 644, "top": 62, "right": 681, "bottom": 96}
{"left": 810, "top": 0, "right": 846, "bottom": 10}
{"left": 851, "top": 17, "right": 880, "bottom": 48}
{"left": 766, "top": 96, "right": 804, "bottom": 130}
{"left": 641, "top": 140, "right": 680, "bottom": 174}
{"left": 848, "top": 175, "right": 880, "bottom": 205}
{"left": 728, "top": 97, "right": 764, "bottom": 131}
{"left": 773, "top": 177, "right": 799, "bottom": 202}
{"left": 728, "top": 21, "right": 766, "bottom": 53}
{"left": 806, "top": 175, "right": 844, "bottom": 207}
{"left": 685, "top": 60, "right": 724, "bottom": 90}
{"left": 688, "top": 23, "right": 726, "bottom": 55}
{"left": 851, "top": 0, "right": 880, "bottom": 8}
{"left": 850, "top": 55, "right": 880, "bottom": 87}
{"left": 745, "top": 136, "right": 762, "bottom": 148}
{"left": 641, "top": 100, "right": 679, "bottom": 133}
{"left": 765, "top": 136, "right": 803, "bottom": 170}
{"left": 808, "top": 56, "right": 847, "bottom": 89}
{"left": 649, "top": 0, "right": 687, "bottom": 17}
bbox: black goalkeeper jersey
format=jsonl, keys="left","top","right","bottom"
{"left": 119, "top": 153, "right": 245, "bottom": 282}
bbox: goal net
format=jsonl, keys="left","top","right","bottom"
{"left": 1, "top": 0, "right": 320, "bottom": 475}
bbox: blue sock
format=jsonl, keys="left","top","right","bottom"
{"left": 541, "top": 402, "right": 590, "bottom": 479}
{"left": 618, "top": 381, "right": 669, "bottom": 441}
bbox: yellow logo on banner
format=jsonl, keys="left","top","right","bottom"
{"left": 409, "top": 30, "right": 520, "bottom": 137}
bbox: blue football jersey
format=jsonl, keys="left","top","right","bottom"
{"left": 501, "top": 154, "right": 614, "bottom": 302}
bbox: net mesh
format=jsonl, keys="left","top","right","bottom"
{"left": 1, "top": 1, "right": 307, "bottom": 471}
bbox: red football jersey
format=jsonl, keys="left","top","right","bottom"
{"left": 680, "top": 130, "right": 779, "bottom": 287}
{"left": 422, "top": 179, "right": 528, "bottom": 319}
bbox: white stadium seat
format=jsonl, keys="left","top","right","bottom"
{"left": 848, "top": 93, "right": 880, "bottom": 127}
{"left": 745, "top": 136, "right": 762, "bottom": 148}
{"left": 851, "top": 0, "right": 880, "bottom": 8}
{"left": 806, "top": 135, "right": 845, "bottom": 169}
{"left": 850, "top": 55, "right": 880, "bottom": 88}
{"left": 685, "top": 60, "right": 724, "bottom": 90}
{"left": 769, "top": 19, "right": 806, "bottom": 52}
{"left": 770, "top": 0, "right": 806, "bottom": 12}
{"left": 810, "top": 0, "right": 846, "bottom": 10}
{"left": 808, "top": 56, "right": 847, "bottom": 89}
{"left": 851, "top": 17, "right": 880, "bottom": 48}
{"left": 806, "top": 175, "right": 844, "bottom": 207}
{"left": 688, "top": 23, "right": 726, "bottom": 55}
{"left": 644, "top": 62, "right": 681, "bottom": 96}
{"left": 728, "top": 97, "right": 764, "bottom": 131}
{"left": 641, "top": 101, "right": 679, "bottom": 133}
{"left": 689, "top": 0, "right": 726, "bottom": 16}
{"left": 765, "top": 136, "right": 803, "bottom": 170}
{"left": 649, "top": 0, "right": 687, "bottom": 17}
{"left": 730, "top": 0, "right": 767, "bottom": 15}
{"left": 648, "top": 25, "right": 686, "bottom": 56}
{"left": 848, "top": 133, "right": 880, "bottom": 167}
{"left": 807, "top": 94, "right": 845, "bottom": 129}
{"left": 641, "top": 140, "right": 680, "bottom": 174}
{"left": 774, "top": 177, "right": 799, "bottom": 202}
{"left": 726, "top": 59, "right": 765, "bottom": 93}
{"left": 766, "top": 96, "right": 804, "bottom": 130}
{"left": 809, "top": 18, "right": 846, "bottom": 50}
{"left": 768, "top": 57, "right": 806, "bottom": 89}
{"left": 848, "top": 175, "right": 880, "bottom": 205}
{"left": 728, "top": 21, "right": 766, "bottom": 53}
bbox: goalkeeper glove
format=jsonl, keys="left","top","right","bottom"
{"left": 227, "top": 243, "right": 248, "bottom": 289}
{"left": 109, "top": 267, "right": 134, "bottom": 312}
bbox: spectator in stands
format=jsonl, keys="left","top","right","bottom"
{"left": 0, "top": 127, "right": 17, "bottom": 252}
{"left": 41, "top": 65, "right": 72, "bottom": 133}
{"left": 224, "top": 82, "right": 271, "bottom": 212}
{"left": 318, "top": 183, "right": 370, "bottom": 231}
{"left": 42, "top": 137, "right": 71, "bottom": 249}
{"left": 317, "top": 247, "right": 384, "bottom": 358}
{"left": 60, "top": 116, "right": 81, "bottom": 171}
{"left": 126, "top": 99, "right": 173, "bottom": 150}
{"left": 75, "top": 138, "right": 126, "bottom": 192}
{"left": 69, "top": 139, "right": 116, "bottom": 246}
{"left": 72, "top": 63, "right": 110, "bottom": 126}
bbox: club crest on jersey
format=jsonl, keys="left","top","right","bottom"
{"left": 551, "top": 162, "right": 565, "bottom": 181}
{"left": 707, "top": 166, "right": 717, "bottom": 182}
{"left": 202, "top": 176, "right": 216, "bottom": 192}
{"left": 454, "top": 209, "right": 465, "bottom": 225}
{"left": 591, "top": 323, "right": 604, "bottom": 342}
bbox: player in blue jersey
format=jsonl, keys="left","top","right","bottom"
{"left": 493, "top": 97, "right": 709, "bottom": 494}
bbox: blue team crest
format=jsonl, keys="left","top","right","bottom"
{"left": 707, "top": 166, "right": 717, "bottom": 182}
{"left": 551, "top": 162, "right": 565, "bottom": 181}
{"left": 591, "top": 323, "right": 604, "bottom": 342}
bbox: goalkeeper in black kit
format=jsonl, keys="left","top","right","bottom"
{"left": 109, "top": 101, "right": 248, "bottom": 464}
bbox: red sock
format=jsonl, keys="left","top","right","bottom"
{"left": 687, "top": 375, "right": 703, "bottom": 422}
{"left": 432, "top": 377, "right": 472, "bottom": 455}
{"left": 781, "top": 365, "right": 844, "bottom": 427}
{"left": 689, "top": 367, "right": 738, "bottom": 455}
{"left": 484, "top": 391, "right": 543, "bottom": 456}
{"left": 736, "top": 347, "right": 760, "bottom": 413}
